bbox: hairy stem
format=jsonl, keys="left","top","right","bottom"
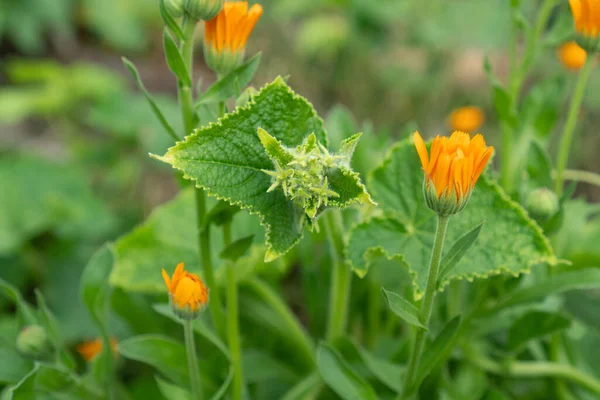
{"left": 184, "top": 320, "right": 203, "bottom": 400}
{"left": 224, "top": 222, "right": 244, "bottom": 400}
{"left": 325, "top": 209, "right": 352, "bottom": 342}
{"left": 401, "top": 215, "right": 450, "bottom": 399}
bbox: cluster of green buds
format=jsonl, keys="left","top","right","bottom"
{"left": 258, "top": 128, "right": 360, "bottom": 223}
{"left": 164, "top": 0, "right": 224, "bottom": 22}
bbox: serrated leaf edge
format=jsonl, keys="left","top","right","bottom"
{"left": 152, "top": 77, "right": 327, "bottom": 262}
{"left": 348, "top": 138, "right": 557, "bottom": 299}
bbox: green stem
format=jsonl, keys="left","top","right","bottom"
{"left": 224, "top": 222, "right": 244, "bottom": 400}
{"left": 184, "top": 320, "right": 203, "bottom": 400}
{"left": 468, "top": 353, "right": 600, "bottom": 395}
{"left": 401, "top": 215, "right": 450, "bottom": 399}
{"left": 178, "top": 19, "right": 197, "bottom": 135}
{"left": 560, "top": 169, "right": 600, "bottom": 188}
{"left": 501, "top": 0, "right": 557, "bottom": 192}
{"left": 196, "top": 190, "right": 226, "bottom": 338}
{"left": 325, "top": 209, "right": 352, "bottom": 342}
{"left": 554, "top": 56, "right": 594, "bottom": 196}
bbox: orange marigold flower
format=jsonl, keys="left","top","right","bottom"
{"left": 558, "top": 41, "right": 588, "bottom": 70}
{"left": 569, "top": 0, "right": 600, "bottom": 52}
{"left": 162, "top": 263, "right": 209, "bottom": 320}
{"left": 77, "top": 337, "right": 118, "bottom": 362}
{"left": 413, "top": 131, "right": 494, "bottom": 216}
{"left": 448, "top": 106, "right": 485, "bottom": 133}
{"left": 203, "top": 2, "right": 263, "bottom": 74}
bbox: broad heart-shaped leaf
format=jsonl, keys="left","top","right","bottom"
{"left": 154, "top": 77, "right": 329, "bottom": 261}
{"left": 347, "top": 139, "right": 555, "bottom": 297}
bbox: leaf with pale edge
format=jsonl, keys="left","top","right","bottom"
{"left": 381, "top": 288, "right": 426, "bottom": 330}
{"left": 347, "top": 139, "right": 555, "bottom": 298}
{"left": 154, "top": 78, "right": 370, "bottom": 261}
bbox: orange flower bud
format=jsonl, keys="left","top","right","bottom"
{"left": 448, "top": 106, "right": 484, "bottom": 133}
{"left": 203, "top": 2, "right": 263, "bottom": 75}
{"left": 558, "top": 41, "right": 588, "bottom": 70}
{"left": 413, "top": 131, "right": 494, "bottom": 216}
{"left": 162, "top": 263, "right": 209, "bottom": 320}
{"left": 77, "top": 337, "right": 118, "bottom": 362}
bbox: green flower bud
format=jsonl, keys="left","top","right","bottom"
{"left": 16, "top": 325, "right": 52, "bottom": 359}
{"left": 526, "top": 188, "right": 560, "bottom": 222}
{"left": 164, "top": 0, "right": 185, "bottom": 18}
{"left": 184, "top": 0, "right": 223, "bottom": 21}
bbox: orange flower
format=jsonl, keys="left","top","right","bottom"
{"left": 558, "top": 41, "right": 588, "bottom": 70}
{"left": 570, "top": 0, "right": 600, "bottom": 39}
{"left": 162, "top": 263, "right": 209, "bottom": 319}
{"left": 203, "top": 2, "right": 263, "bottom": 74}
{"left": 413, "top": 131, "right": 494, "bottom": 216}
{"left": 77, "top": 337, "right": 117, "bottom": 362}
{"left": 448, "top": 106, "right": 484, "bottom": 133}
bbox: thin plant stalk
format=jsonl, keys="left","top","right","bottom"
{"left": 184, "top": 320, "right": 203, "bottom": 400}
{"left": 177, "top": 17, "right": 226, "bottom": 339}
{"left": 223, "top": 221, "right": 244, "bottom": 400}
{"left": 325, "top": 209, "right": 352, "bottom": 342}
{"left": 401, "top": 215, "right": 450, "bottom": 399}
{"left": 554, "top": 56, "right": 594, "bottom": 196}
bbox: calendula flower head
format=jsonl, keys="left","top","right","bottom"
{"left": 558, "top": 41, "right": 588, "bottom": 70}
{"left": 77, "top": 337, "right": 118, "bottom": 362}
{"left": 203, "top": 1, "right": 263, "bottom": 75}
{"left": 414, "top": 131, "right": 493, "bottom": 217}
{"left": 16, "top": 325, "right": 51, "bottom": 359}
{"left": 185, "top": 0, "right": 224, "bottom": 21}
{"left": 162, "top": 263, "right": 209, "bottom": 320}
{"left": 448, "top": 106, "right": 485, "bottom": 133}
{"left": 569, "top": 0, "right": 600, "bottom": 53}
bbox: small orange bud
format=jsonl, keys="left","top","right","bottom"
{"left": 162, "top": 263, "right": 209, "bottom": 320}
{"left": 558, "top": 41, "right": 588, "bottom": 70}
{"left": 77, "top": 337, "right": 118, "bottom": 362}
{"left": 414, "top": 131, "right": 494, "bottom": 216}
{"left": 448, "top": 107, "right": 485, "bottom": 133}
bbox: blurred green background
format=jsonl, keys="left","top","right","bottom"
{"left": 1, "top": 0, "right": 600, "bottom": 390}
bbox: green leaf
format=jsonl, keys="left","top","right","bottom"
{"left": 527, "top": 140, "right": 553, "bottom": 188}
{"left": 155, "top": 376, "right": 192, "bottom": 400}
{"left": 195, "top": 53, "right": 262, "bottom": 106}
{"left": 159, "top": 0, "right": 184, "bottom": 41}
{"left": 163, "top": 29, "right": 191, "bottom": 87}
{"left": 0, "top": 343, "right": 33, "bottom": 385}
{"left": 152, "top": 303, "right": 230, "bottom": 359}
{"left": 117, "top": 335, "right": 189, "bottom": 387}
{"left": 316, "top": 343, "right": 378, "bottom": 400}
{"left": 205, "top": 201, "right": 240, "bottom": 227}
{"left": 381, "top": 288, "right": 426, "bottom": 330}
{"left": 122, "top": 57, "right": 179, "bottom": 141}
{"left": 280, "top": 372, "right": 321, "bottom": 400}
{"left": 438, "top": 221, "right": 485, "bottom": 284}
{"left": 507, "top": 311, "right": 570, "bottom": 351}
{"left": 209, "top": 368, "right": 233, "bottom": 400}
{"left": 220, "top": 235, "right": 255, "bottom": 262}
{"left": 484, "top": 55, "right": 517, "bottom": 129}
{"left": 416, "top": 316, "right": 461, "bottom": 386}
{"left": 348, "top": 139, "right": 555, "bottom": 297}
{"left": 356, "top": 345, "right": 404, "bottom": 393}
{"left": 499, "top": 269, "right": 600, "bottom": 308}
{"left": 154, "top": 78, "right": 328, "bottom": 261}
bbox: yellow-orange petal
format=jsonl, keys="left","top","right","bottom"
{"left": 413, "top": 131, "right": 429, "bottom": 170}
{"left": 558, "top": 41, "right": 587, "bottom": 70}
{"left": 473, "top": 146, "right": 494, "bottom": 183}
{"left": 162, "top": 269, "right": 171, "bottom": 292}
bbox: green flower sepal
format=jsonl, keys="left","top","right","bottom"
{"left": 258, "top": 128, "right": 375, "bottom": 229}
